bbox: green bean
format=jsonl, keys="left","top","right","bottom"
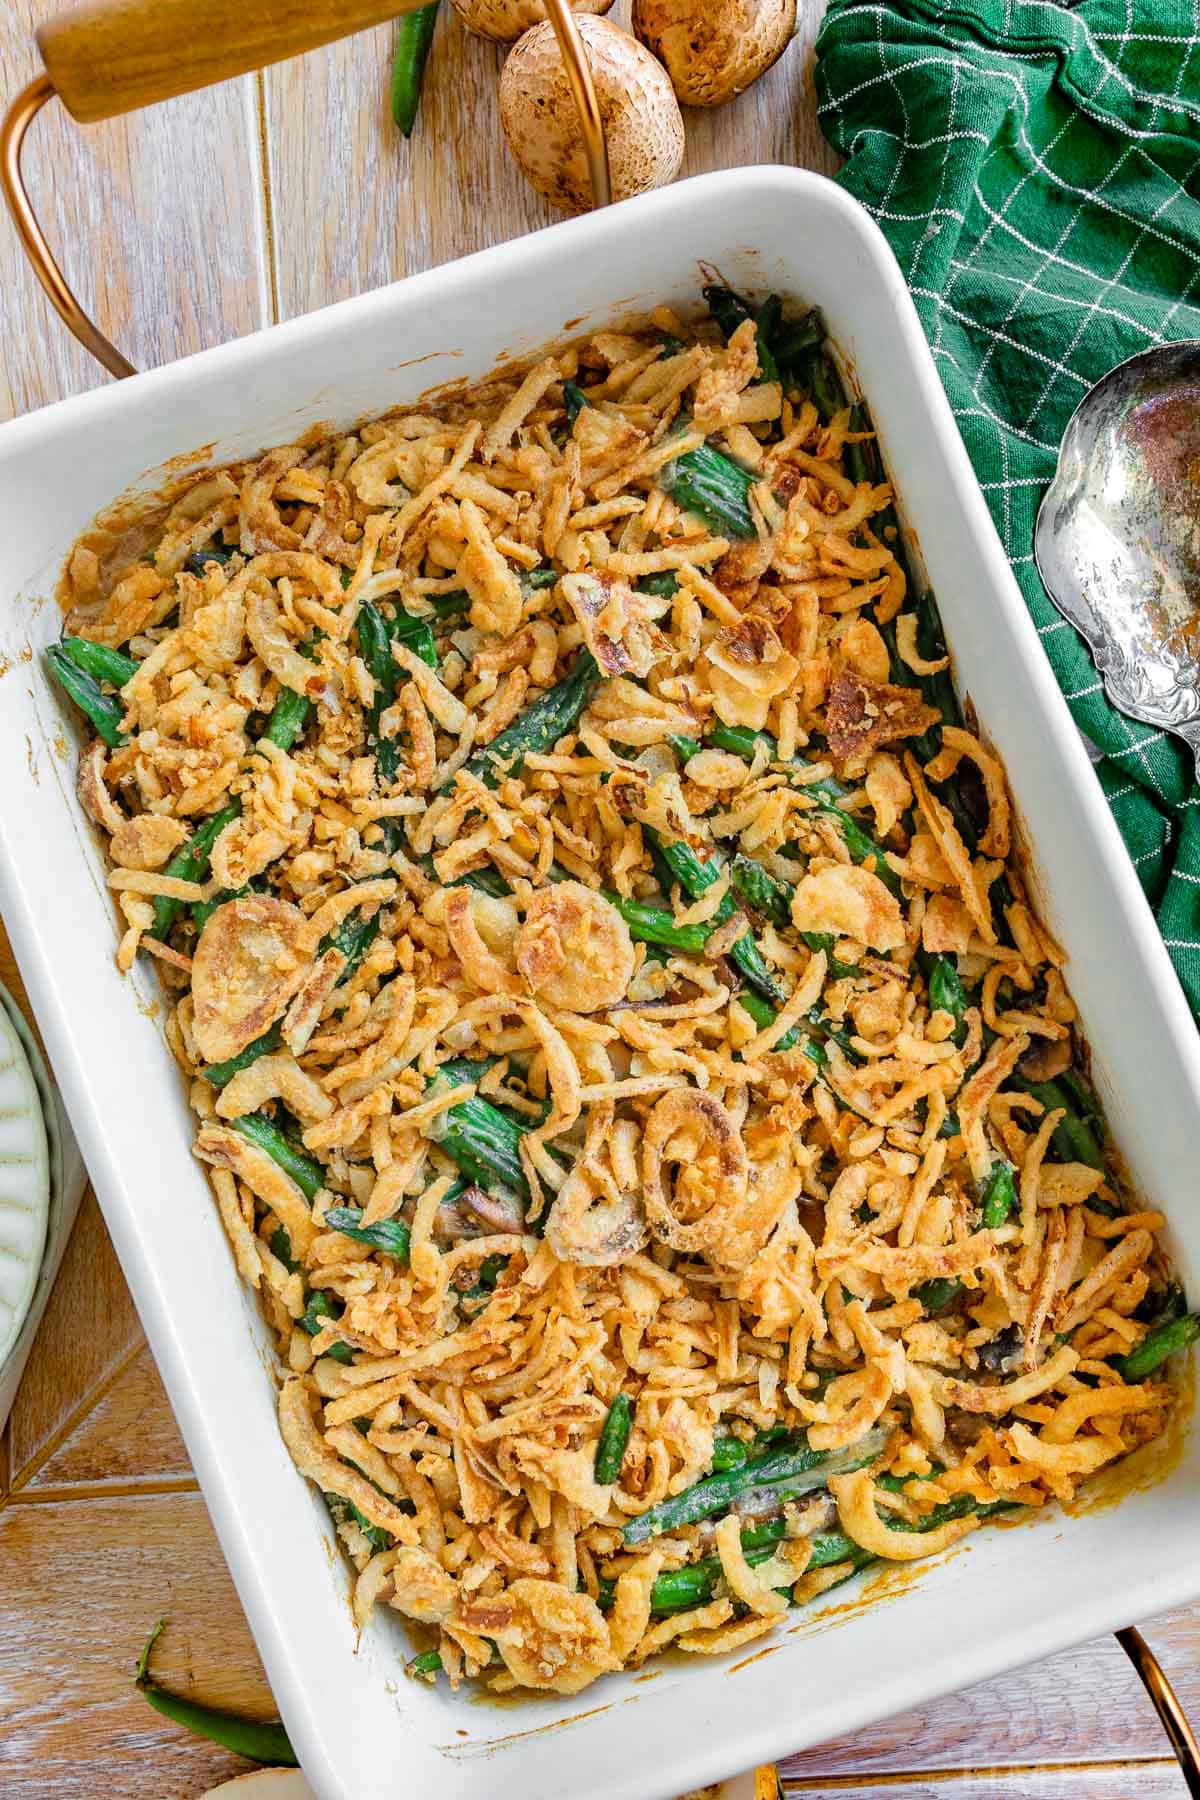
{"left": 57, "top": 635, "right": 139, "bottom": 686}
{"left": 925, "top": 955, "right": 969, "bottom": 1045}
{"left": 594, "top": 1393, "right": 634, "bottom": 1485}
{"left": 427, "top": 589, "right": 471, "bottom": 620}
{"left": 638, "top": 572, "right": 680, "bottom": 599}
{"left": 643, "top": 828, "right": 784, "bottom": 1004}
{"left": 202, "top": 1023, "right": 282, "bottom": 1090}
{"left": 260, "top": 684, "right": 311, "bottom": 750}
{"left": 1117, "top": 1313, "right": 1200, "bottom": 1381}
{"left": 522, "top": 566, "right": 560, "bottom": 592}
{"left": 728, "top": 853, "right": 791, "bottom": 929}
{"left": 1019, "top": 1078, "right": 1105, "bottom": 1170}
{"left": 605, "top": 893, "right": 711, "bottom": 955}
{"left": 737, "top": 988, "right": 817, "bottom": 1061}
{"left": 46, "top": 645, "right": 128, "bottom": 748}
{"left": 459, "top": 650, "right": 601, "bottom": 792}
{"left": 564, "top": 381, "right": 590, "bottom": 426}
{"left": 703, "top": 283, "right": 755, "bottom": 341}
{"left": 269, "top": 1224, "right": 295, "bottom": 1270}
{"left": 407, "top": 1650, "right": 443, "bottom": 1680}
{"left": 301, "top": 1289, "right": 354, "bottom": 1363}
{"left": 322, "top": 906, "right": 382, "bottom": 979}
{"left": 702, "top": 283, "right": 782, "bottom": 385}
{"left": 149, "top": 799, "right": 242, "bottom": 941}
{"left": 699, "top": 722, "right": 901, "bottom": 898}
{"left": 980, "top": 1159, "right": 1017, "bottom": 1228}
{"left": 809, "top": 349, "right": 849, "bottom": 424}
{"left": 324, "top": 1204, "right": 412, "bottom": 1262}
{"left": 915, "top": 1277, "right": 963, "bottom": 1315}
{"left": 185, "top": 540, "right": 236, "bottom": 578}
{"left": 430, "top": 1058, "right": 531, "bottom": 1200}
{"left": 657, "top": 437, "right": 757, "bottom": 540}
{"left": 710, "top": 1437, "right": 750, "bottom": 1472}
{"left": 135, "top": 1619, "right": 297, "bottom": 1765}
{"left": 326, "top": 1491, "right": 391, "bottom": 1554}
{"left": 621, "top": 1427, "right": 885, "bottom": 1546}
{"left": 232, "top": 1112, "right": 324, "bottom": 1200}
{"left": 391, "top": 1, "right": 441, "bottom": 137}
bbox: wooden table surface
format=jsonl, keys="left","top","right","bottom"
{"left": 1, "top": 3, "right": 1196, "bottom": 1794}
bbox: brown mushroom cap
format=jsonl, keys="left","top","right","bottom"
{"left": 631, "top": 0, "right": 797, "bottom": 107}
{"left": 451, "top": 0, "right": 613, "bottom": 44}
{"left": 500, "top": 16, "right": 685, "bottom": 213}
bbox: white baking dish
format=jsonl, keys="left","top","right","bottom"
{"left": 0, "top": 167, "right": 1196, "bottom": 1800}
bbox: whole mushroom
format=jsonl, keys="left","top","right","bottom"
{"left": 631, "top": 0, "right": 797, "bottom": 107}
{"left": 500, "top": 15, "right": 685, "bottom": 212}
{"left": 451, "top": 0, "right": 613, "bottom": 43}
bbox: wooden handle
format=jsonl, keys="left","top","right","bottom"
{"left": 37, "top": 0, "right": 430, "bottom": 123}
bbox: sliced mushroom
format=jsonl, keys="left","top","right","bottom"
{"left": 191, "top": 895, "right": 310, "bottom": 1066}
{"left": 514, "top": 882, "right": 635, "bottom": 1013}
{"left": 545, "top": 1158, "right": 648, "bottom": 1267}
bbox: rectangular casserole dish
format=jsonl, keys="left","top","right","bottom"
{"left": 0, "top": 166, "right": 1196, "bottom": 1800}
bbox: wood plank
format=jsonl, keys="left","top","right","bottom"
{"left": 265, "top": 0, "right": 838, "bottom": 322}
{"left": 22, "top": 1343, "right": 192, "bottom": 1494}
{"left": 0, "top": 1489, "right": 270, "bottom": 1799}
{"left": 780, "top": 1609, "right": 1200, "bottom": 1781}
{"left": 0, "top": 0, "right": 270, "bottom": 420}
{"left": 783, "top": 1764, "right": 1190, "bottom": 1797}
{"left": 7, "top": 1188, "right": 143, "bottom": 1490}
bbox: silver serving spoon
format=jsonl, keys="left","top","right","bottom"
{"left": 1035, "top": 341, "right": 1200, "bottom": 775}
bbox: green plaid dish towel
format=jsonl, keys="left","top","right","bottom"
{"left": 814, "top": 0, "right": 1200, "bottom": 1021}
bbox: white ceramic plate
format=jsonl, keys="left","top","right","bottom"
{"left": 0, "top": 984, "right": 88, "bottom": 1429}
{"left": 0, "top": 996, "right": 49, "bottom": 1368}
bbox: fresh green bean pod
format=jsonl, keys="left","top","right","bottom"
{"left": 391, "top": 1, "right": 441, "bottom": 136}
{"left": 135, "top": 1619, "right": 297, "bottom": 1765}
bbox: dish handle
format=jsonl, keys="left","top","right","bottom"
{"left": 0, "top": 0, "right": 611, "bottom": 380}
{"left": 747, "top": 1626, "right": 1200, "bottom": 1798}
